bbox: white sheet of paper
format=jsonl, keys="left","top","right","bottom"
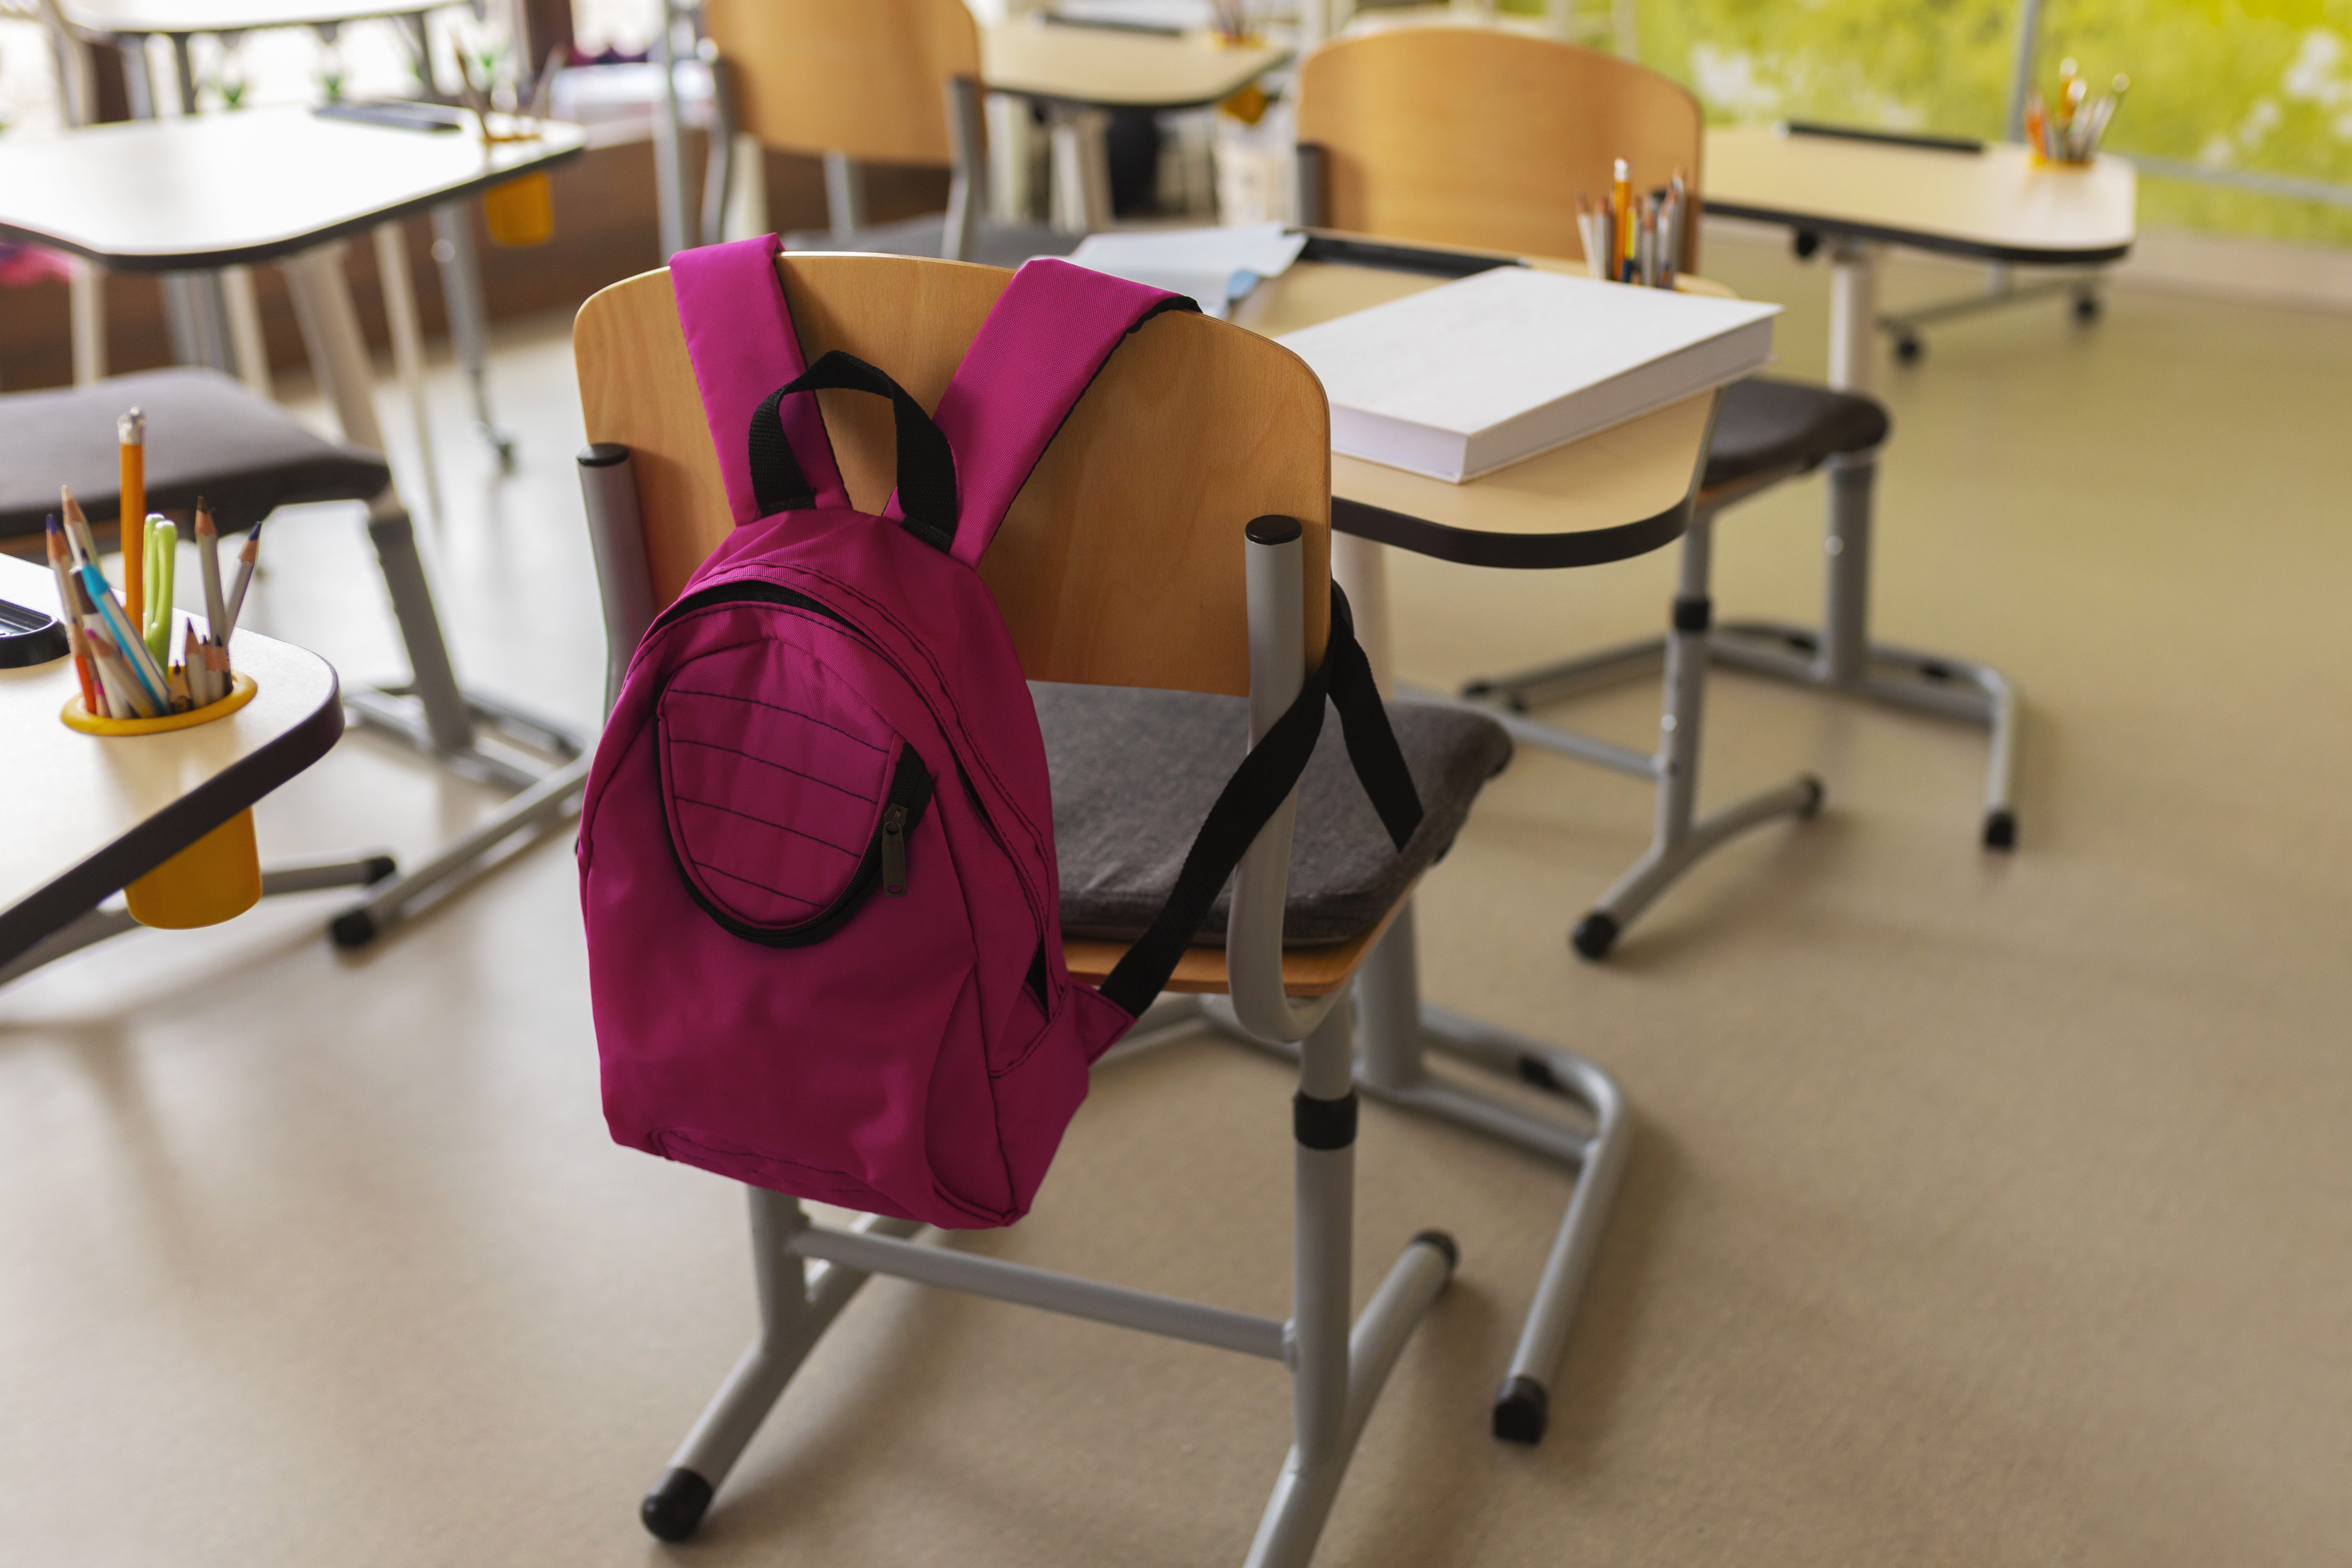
{"left": 1067, "top": 223, "right": 1308, "bottom": 319}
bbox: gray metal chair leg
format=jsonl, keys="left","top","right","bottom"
{"left": 634, "top": 1004, "right": 1454, "bottom": 1558}
{"left": 1199, "top": 902, "right": 1629, "bottom": 1445}
{"left": 641, "top": 1191, "right": 924, "bottom": 1543}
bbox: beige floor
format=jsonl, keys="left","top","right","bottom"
{"left": 5, "top": 232, "right": 2350, "bottom": 1567}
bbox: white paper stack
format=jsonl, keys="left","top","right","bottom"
{"left": 1067, "top": 222, "right": 1307, "bottom": 320}
{"left": 1276, "top": 267, "right": 1781, "bottom": 483}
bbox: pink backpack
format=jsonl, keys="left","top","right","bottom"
{"left": 578, "top": 237, "right": 1419, "bottom": 1230}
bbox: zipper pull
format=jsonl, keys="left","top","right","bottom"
{"left": 882, "top": 803, "right": 909, "bottom": 896}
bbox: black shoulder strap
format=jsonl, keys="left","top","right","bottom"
{"left": 1097, "top": 578, "right": 1423, "bottom": 1018}
{"left": 747, "top": 351, "right": 962, "bottom": 552}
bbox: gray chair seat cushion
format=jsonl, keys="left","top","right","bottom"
{"left": 1704, "top": 376, "right": 1890, "bottom": 489}
{"left": 1036, "top": 683, "right": 1512, "bottom": 946}
{"left": 0, "top": 367, "right": 389, "bottom": 539}
{"left": 785, "top": 214, "right": 1083, "bottom": 271}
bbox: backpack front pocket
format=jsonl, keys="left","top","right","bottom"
{"left": 656, "top": 639, "right": 933, "bottom": 947}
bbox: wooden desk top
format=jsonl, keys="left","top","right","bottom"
{"left": 1704, "top": 123, "right": 2137, "bottom": 266}
{"left": 0, "top": 108, "right": 587, "bottom": 273}
{"left": 983, "top": 19, "right": 1290, "bottom": 110}
{"left": 59, "top": 0, "right": 442, "bottom": 35}
{"left": 0, "top": 555, "right": 343, "bottom": 968}
{"left": 1230, "top": 239, "right": 1713, "bottom": 570}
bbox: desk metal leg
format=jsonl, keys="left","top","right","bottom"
{"left": 277, "top": 241, "right": 586, "bottom": 947}
{"left": 1047, "top": 105, "right": 1113, "bottom": 233}
{"left": 373, "top": 222, "right": 442, "bottom": 521}
{"left": 1189, "top": 901, "right": 1630, "bottom": 1445}
{"left": 427, "top": 205, "right": 515, "bottom": 469}
{"left": 1463, "top": 511, "right": 1824, "bottom": 957}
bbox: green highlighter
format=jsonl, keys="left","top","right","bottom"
{"left": 142, "top": 512, "right": 174, "bottom": 664}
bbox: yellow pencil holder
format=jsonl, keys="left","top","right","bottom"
{"left": 62, "top": 673, "right": 265, "bottom": 930}
{"left": 483, "top": 171, "right": 555, "bottom": 246}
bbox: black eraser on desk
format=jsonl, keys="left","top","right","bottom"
{"left": 0, "top": 596, "right": 70, "bottom": 669}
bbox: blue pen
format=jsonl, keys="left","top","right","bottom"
{"left": 75, "top": 562, "right": 171, "bottom": 714}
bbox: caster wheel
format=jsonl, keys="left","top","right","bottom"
{"left": 329, "top": 908, "right": 378, "bottom": 949}
{"left": 1571, "top": 911, "right": 1618, "bottom": 961}
{"left": 1982, "top": 809, "right": 2017, "bottom": 851}
{"left": 1492, "top": 1375, "right": 1549, "bottom": 1445}
{"left": 2073, "top": 289, "right": 2102, "bottom": 324}
{"left": 361, "top": 855, "right": 399, "bottom": 886}
{"left": 1799, "top": 775, "right": 1827, "bottom": 817}
{"left": 642, "top": 1468, "right": 715, "bottom": 1543}
{"left": 1895, "top": 334, "right": 1924, "bottom": 365}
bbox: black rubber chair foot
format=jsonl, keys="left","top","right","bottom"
{"left": 1982, "top": 809, "right": 2017, "bottom": 851}
{"left": 329, "top": 908, "right": 377, "bottom": 949}
{"left": 361, "top": 855, "right": 399, "bottom": 886}
{"left": 1492, "top": 1375, "right": 1549, "bottom": 1444}
{"left": 1571, "top": 911, "right": 1618, "bottom": 961}
{"left": 1799, "top": 775, "right": 1827, "bottom": 817}
{"left": 1411, "top": 1228, "right": 1461, "bottom": 1274}
{"left": 641, "top": 1468, "right": 715, "bottom": 1543}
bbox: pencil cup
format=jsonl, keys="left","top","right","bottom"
{"left": 483, "top": 172, "right": 555, "bottom": 246}
{"left": 61, "top": 672, "right": 265, "bottom": 929}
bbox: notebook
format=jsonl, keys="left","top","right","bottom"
{"left": 1276, "top": 267, "right": 1780, "bottom": 483}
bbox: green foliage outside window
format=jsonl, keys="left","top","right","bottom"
{"left": 1493, "top": 0, "right": 2352, "bottom": 244}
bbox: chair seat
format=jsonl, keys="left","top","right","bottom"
{"left": 0, "top": 368, "right": 389, "bottom": 540}
{"left": 785, "top": 214, "right": 1083, "bottom": 270}
{"left": 1703, "top": 376, "right": 1889, "bottom": 489}
{"left": 1036, "top": 683, "right": 1512, "bottom": 947}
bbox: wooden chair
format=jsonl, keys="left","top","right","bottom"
{"left": 1297, "top": 25, "right": 1894, "bottom": 956}
{"left": 699, "top": 0, "right": 1074, "bottom": 268}
{"left": 571, "top": 250, "right": 1503, "bottom": 1563}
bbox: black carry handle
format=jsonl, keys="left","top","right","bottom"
{"left": 1099, "top": 572, "right": 1423, "bottom": 1018}
{"left": 747, "top": 351, "right": 961, "bottom": 551}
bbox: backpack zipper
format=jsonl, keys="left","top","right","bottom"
{"left": 881, "top": 804, "right": 909, "bottom": 896}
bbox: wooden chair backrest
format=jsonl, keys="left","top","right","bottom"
{"left": 573, "top": 253, "right": 1331, "bottom": 697}
{"left": 702, "top": 0, "right": 980, "bottom": 167}
{"left": 1296, "top": 27, "right": 1704, "bottom": 271}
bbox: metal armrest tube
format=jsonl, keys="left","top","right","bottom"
{"left": 699, "top": 45, "right": 739, "bottom": 249}
{"left": 578, "top": 445, "right": 656, "bottom": 718}
{"left": 1227, "top": 522, "right": 1342, "bottom": 1045}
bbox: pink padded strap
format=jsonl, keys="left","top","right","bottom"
{"left": 927, "top": 258, "right": 1192, "bottom": 566}
{"left": 670, "top": 236, "right": 849, "bottom": 524}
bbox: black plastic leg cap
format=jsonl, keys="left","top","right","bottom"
{"left": 329, "top": 909, "right": 377, "bottom": 949}
{"left": 1411, "top": 1228, "right": 1460, "bottom": 1274}
{"left": 642, "top": 1468, "right": 715, "bottom": 1543}
{"left": 1493, "top": 1376, "right": 1549, "bottom": 1445}
{"left": 361, "top": 855, "right": 399, "bottom": 886}
{"left": 1799, "top": 775, "right": 1827, "bottom": 817}
{"left": 1571, "top": 911, "right": 1618, "bottom": 961}
{"left": 1983, "top": 809, "right": 2017, "bottom": 851}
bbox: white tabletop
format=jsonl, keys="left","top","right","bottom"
{"left": 1232, "top": 238, "right": 1714, "bottom": 569}
{"left": 59, "top": 0, "right": 443, "bottom": 35}
{"left": 983, "top": 18, "right": 1290, "bottom": 110}
{"left": 0, "top": 107, "right": 587, "bottom": 272}
{"left": 0, "top": 554, "right": 343, "bottom": 966}
{"left": 1703, "top": 123, "right": 2135, "bottom": 264}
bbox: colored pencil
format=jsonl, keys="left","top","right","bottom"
{"left": 119, "top": 409, "right": 145, "bottom": 628}
{"left": 196, "top": 499, "right": 228, "bottom": 649}
{"left": 46, "top": 515, "right": 100, "bottom": 714}
{"left": 223, "top": 520, "right": 264, "bottom": 636}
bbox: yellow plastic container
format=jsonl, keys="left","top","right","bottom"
{"left": 61, "top": 672, "right": 265, "bottom": 929}
{"left": 483, "top": 170, "right": 555, "bottom": 247}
